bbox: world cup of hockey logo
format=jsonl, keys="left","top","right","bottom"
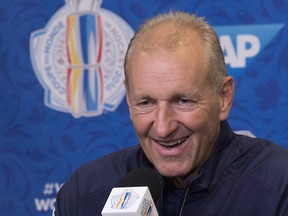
{"left": 111, "top": 190, "right": 139, "bottom": 209}
{"left": 141, "top": 198, "right": 153, "bottom": 216}
{"left": 66, "top": 9, "right": 103, "bottom": 115}
{"left": 30, "top": 0, "right": 134, "bottom": 118}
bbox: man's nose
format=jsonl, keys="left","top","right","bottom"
{"left": 153, "top": 104, "right": 177, "bottom": 138}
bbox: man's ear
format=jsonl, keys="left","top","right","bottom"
{"left": 219, "top": 76, "right": 234, "bottom": 121}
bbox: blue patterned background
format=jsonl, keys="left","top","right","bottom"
{"left": 1, "top": 0, "right": 288, "bottom": 215}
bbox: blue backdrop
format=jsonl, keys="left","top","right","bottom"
{"left": 1, "top": 0, "right": 288, "bottom": 215}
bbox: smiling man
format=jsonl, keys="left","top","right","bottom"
{"left": 54, "top": 12, "right": 288, "bottom": 216}
{"left": 124, "top": 17, "right": 233, "bottom": 189}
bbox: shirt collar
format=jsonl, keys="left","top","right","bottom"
{"left": 185, "top": 121, "right": 235, "bottom": 199}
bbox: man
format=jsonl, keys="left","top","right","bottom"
{"left": 54, "top": 11, "right": 288, "bottom": 215}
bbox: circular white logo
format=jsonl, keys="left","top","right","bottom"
{"left": 111, "top": 189, "right": 139, "bottom": 209}
{"left": 30, "top": 0, "right": 134, "bottom": 118}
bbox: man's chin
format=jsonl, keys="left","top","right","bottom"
{"left": 157, "top": 166, "right": 187, "bottom": 178}
{"left": 156, "top": 164, "right": 197, "bottom": 187}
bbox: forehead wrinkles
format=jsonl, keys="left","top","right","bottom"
{"left": 130, "top": 65, "right": 205, "bottom": 100}
{"left": 133, "top": 74, "right": 191, "bottom": 93}
{"left": 126, "top": 25, "right": 207, "bottom": 90}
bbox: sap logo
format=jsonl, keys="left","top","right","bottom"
{"left": 220, "top": 34, "right": 260, "bottom": 68}
{"left": 214, "top": 24, "right": 284, "bottom": 76}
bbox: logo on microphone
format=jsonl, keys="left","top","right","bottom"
{"left": 30, "top": 0, "right": 134, "bottom": 118}
{"left": 111, "top": 189, "right": 139, "bottom": 209}
{"left": 141, "top": 198, "right": 153, "bottom": 216}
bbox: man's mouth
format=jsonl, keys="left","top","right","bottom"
{"left": 155, "top": 137, "right": 189, "bottom": 148}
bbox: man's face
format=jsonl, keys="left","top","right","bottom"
{"left": 125, "top": 41, "right": 228, "bottom": 185}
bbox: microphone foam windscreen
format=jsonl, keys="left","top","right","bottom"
{"left": 118, "top": 167, "right": 161, "bottom": 203}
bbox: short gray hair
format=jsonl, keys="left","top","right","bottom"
{"left": 124, "top": 11, "right": 227, "bottom": 92}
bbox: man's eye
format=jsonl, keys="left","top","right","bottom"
{"left": 178, "top": 99, "right": 192, "bottom": 105}
{"left": 133, "top": 99, "right": 156, "bottom": 114}
{"left": 175, "top": 98, "right": 199, "bottom": 107}
{"left": 137, "top": 100, "right": 152, "bottom": 106}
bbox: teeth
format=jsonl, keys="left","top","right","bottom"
{"left": 158, "top": 137, "right": 188, "bottom": 147}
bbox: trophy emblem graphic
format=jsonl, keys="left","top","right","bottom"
{"left": 30, "top": 0, "right": 134, "bottom": 118}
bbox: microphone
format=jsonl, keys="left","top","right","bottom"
{"left": 101, "top": 167, "right": 161, "bottom": 216}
